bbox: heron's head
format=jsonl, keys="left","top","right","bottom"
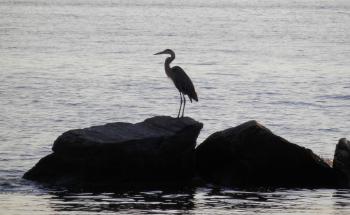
{"left": 154, "top": 49, "right": 175, "bottom": 56}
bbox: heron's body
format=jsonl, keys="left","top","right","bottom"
{"left": 155, "top": 49, "right": 198, "bottom": 117}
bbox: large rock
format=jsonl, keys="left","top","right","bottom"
{"left": 196, "top": 120, "right": 338, "bottom": 188}
{"left": 24, "top": 116, "right": 203, "bottom": 189}
{"left": 333, "top": 138, "right": 350, "bottom": 187}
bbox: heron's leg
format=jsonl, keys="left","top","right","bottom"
{"left": 177, "top": 91, "right": 183, "bottom": 118}
{"left": 182, "top": 94, "right": 186, "bottom": 117}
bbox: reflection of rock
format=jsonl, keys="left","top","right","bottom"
{"left": 333, "top": 138, "right": 350, "bottom": 187}
{"left": 49, "top": 189, "right": 196, "bottom": 213}
{"left": 23, "top": 116, "right": 203, "bottom": 189}
{"left": 196, "top": 120, "right": 338, "bottom": 188}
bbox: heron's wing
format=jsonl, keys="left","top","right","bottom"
{"left": 171, "top": 66, "right": 198, "bottom": 102}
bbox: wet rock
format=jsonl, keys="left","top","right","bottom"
{"left": 196, "top": 120, "right": 338, "bottom": 188}
{"left": 333, "top": 138, "right": 350, "bottom": 187}
{"left": 23, "top": 116, "right": 203, "bottom": 189}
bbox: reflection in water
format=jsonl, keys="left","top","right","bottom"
{"left": 48, "top": 188, "right": 196, "bottom": 214}
{"left": 333, "top": 189, "right": 350, "bottom": 208}
{"left": 43, "top": 186, "right": 347, "bottom": 214}
{"left": 1, "top": 182, "right": 350, "bottom": 214}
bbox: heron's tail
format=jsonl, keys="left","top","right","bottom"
{"left": 191, "top": 91, "right": 198, "bottom": 102}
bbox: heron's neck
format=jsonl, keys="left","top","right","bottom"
{"left": 164, "top": 54, "right": 175, "bottom": 75}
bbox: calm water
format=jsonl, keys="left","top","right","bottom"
{"left": 1, "top": 0, "right": 350, "bottom": 214}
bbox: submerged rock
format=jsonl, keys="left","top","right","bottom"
{"left": 333, "top": 138, "right": 350, "bottom": 187}
{"left": 196, "top": 120, "right": 338, "bottom": 188}
{"left": 23, "top": 116, "right": 203, "bottom": 189}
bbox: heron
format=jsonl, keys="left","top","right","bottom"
{"left": 154, "top": 49, "right": 198, "bottom": 118}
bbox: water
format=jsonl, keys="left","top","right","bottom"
{"left": 1, "top": 0, "right": 350, "bottom": 214}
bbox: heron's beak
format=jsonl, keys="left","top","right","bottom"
{"left": 154, "top": 51, "right": 165, "bottom": 55}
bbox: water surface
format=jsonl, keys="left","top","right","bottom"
{"left": 1, "top": 0, "right": 350, "bottom": 214}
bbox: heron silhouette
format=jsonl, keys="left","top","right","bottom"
{"left": 154, "top": 49, "right": 198, "bottom": 118}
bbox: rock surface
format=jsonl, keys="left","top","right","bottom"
{"left": 333, "top": 138, "right": 350, "bottom": 187}
{"left": 23, "top": 116, "right": 203, "bottom": 189}
{"left": 196, "top": 120, "right": 338, "bottom": 188}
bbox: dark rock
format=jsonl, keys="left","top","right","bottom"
{"left": 23, "top": 116, "right": 203, "bottom": 189}
{"left": 196, "top": 120, "right": 338, "bottom": 188}
{"left": 333, "top": 138, "right": 350, "bottom": 187}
